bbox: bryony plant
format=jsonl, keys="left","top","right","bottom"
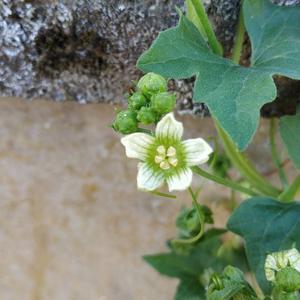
{"left": 112, "top": 0, "right": 300, "bottom": 299}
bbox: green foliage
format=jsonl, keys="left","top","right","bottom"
{"left": 176, "top": 205, "right": 213, "bottom": 239}
{"left": 280, "top": 108, "right": 300, "bottom": 170}
{"left": 144, "top": 230, "right": 248, "bottom": 300}
{"left": 137, "top": 0, "right": 300, "bottom": 150}
{"left": 175, "top": 277, "right": 206, "bottom": 300}
{"left": 227, "top": 197, "right": 300, "bottom": 294}
{"left": 244, "top": 0, "right": 300, "bottom": 78}
{"left": 176, "top": 206, "right": 202, "bottom": 238}
{"left": 207, "top": 266, "right": 258, "bottom": 300}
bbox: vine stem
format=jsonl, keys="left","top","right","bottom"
{"left": 190, "top": 0, "right": 223, "bottom": 56}
{"left": 269, "top": 118, "right": 288, "bottom": 189}
{"left": 231, "top": 8, "right": 245, "bottom": 64}
{"left": 185, "top": 0, "right": 207, "bottom": 39}
{"left": 150, "top": 191, "right": 177, "bottom": 199}
{"left": 137, "top": 127, "right": 153, "bottom": 135}
{"left": 171, "top": 187, "right": 205, "bottom": 245}
{"left": 192, "top": 166, "right": 257, "bottom": 196}
{"left": 278, "top": 175, "right": 300, "bottom": 202}
{"left": 215, "top": 122, "right": 281, "bottom": 197}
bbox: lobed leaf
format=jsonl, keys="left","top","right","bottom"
{"left": 279, "top": 108, "right": 300, "bottom": 170}
{"left": 227, "top": 197, "right": 300, "bottom": 294}
{"left": 175, "top": 276, "right": 206, "bottom": 300}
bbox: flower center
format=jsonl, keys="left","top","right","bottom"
{"left": 154, "top": 145, "right": 178, "bottom": 170}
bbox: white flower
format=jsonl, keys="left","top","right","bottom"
{"left": 265, "top": 248, "right": 300, "bottom": 282}
{"left": 121, "top": 113, "right": 213, "bottom": 192}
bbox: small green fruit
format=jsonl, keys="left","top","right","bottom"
{"left": 113, "top": 110, "right": 138, "bottom": 134}
{"left": 128, "top": 92, "right": 147, "bottom": 111}
{"left": 137, "top": 107, "right": 157, "bottom": 125}
{"left": 151, "top": 92, "right": 176, "bottom": 114}
{"left": 137, "top": 73, "right": 167, "bottom": 97}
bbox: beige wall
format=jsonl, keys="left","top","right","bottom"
{"left": 0, "top": 98, "right": 290, "bottom": 300}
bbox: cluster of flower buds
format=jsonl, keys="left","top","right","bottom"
{"left": 113, "top": 72, "right": 176, "bottom": 134}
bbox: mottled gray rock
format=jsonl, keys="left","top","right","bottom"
{"left": 0, "top": 0, "right": 240, "bottom": 104}
{"left": 0, "top": 0, "right": 182, "bottom": 103}
{"left": 0, "top": 0, "right": 298, "bottom": 106}
{"left": 271, "top": 0, "right": 300, "bottom": 5}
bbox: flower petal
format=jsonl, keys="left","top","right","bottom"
{"left": 182, "top": 138, "right": 213, "bottom": 166}
{"left": 155, "top": 113, "right": 183, "bottom": 142}
{"left": 137, "top": 163, "right": 164, "bottom": 191}
{"left": 121, "top": 133, "right": 154, "bottom": 160}
{"left": 166, "top": 168, "right": 193, "bottom": 192}
{"left": 287, "top": 248, "right": 300, "bottom": 273}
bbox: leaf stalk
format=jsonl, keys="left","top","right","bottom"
{"left": 231, "top": 8, "right": 245, "bottom": 64}
{"left": 269, "top": 118, "right": 288, "bottom": 189}
{"left": 278, "top": 175, "right": 300, "bottom": 202}
{"left": 189, "top": 0, "right": 223, "bottom": 56}
{"left": 192, "top": 166, "right": 257, "bottom": 196}
{"left": 215, "top": 122, "right": 281, "bottom": 197}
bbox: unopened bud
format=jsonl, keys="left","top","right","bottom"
{"left": 128, "top": 92, "right": 148, "bottom": 111}
{"left": 113, "top": 110, "right": 138, "bottom": 134}
{"left": 151, "top": 92, "right": 176, "bottom": 114}
{"left": 137, "top": 107, "right": 157, "bottom": 125}
{"left": 275, "top": 267, "right": 300, "bottom": 293}
{"left": 137, "top": 73, "right": 167, "bottom": 98}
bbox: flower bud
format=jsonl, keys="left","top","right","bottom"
{"left": 137, "top": 107, "right": 157, "bottom": 125}
{"left": 128, "top": 92, "right": 148, "bottom": 111}
{"left": 151, "top": 92, "right": 176, "bottom": 114}
{"left": 275, "top": 267, "right": 300, "bottom": 293}
{"left": 137, "top": 73, "right": 167, "bottom": 97}
{"left": 113, "top": 110, "right": 138, "bottom": 134}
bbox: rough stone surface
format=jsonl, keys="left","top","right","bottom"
{"left": 0, "top": 0, "right": 182, "bottom": 103}
{"left": 271, "top": 0, "right": 300, "bottom": 5}
{"left": 0, "top": 0, "right": 241, "bottom": 104}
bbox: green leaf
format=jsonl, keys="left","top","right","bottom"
{"left": 244, "top": 0, "right": 300, "bottom": 78}
{"left": 137, "top": 0, "right": 300, "bottom": 150}
{"left": 175, "top": 276, "right": 206, "bottom": 300}
{"left": 137, "top": 12, "right": 275, "bottom": 150}
{"left": 279, "top": 108, "right": 300, "bottom": 170}
{"left": 207, "top": 266, "right": 258, "bottom": 300}
{"left": 227, "top": 197, "right": 300, "bottom": 294}
{"left": 144, "top": 230, "right": 248, "bottom": 300}
{"left": 144, "top": 236, "right": 223, "bottom": 279}
{"left": 143, "top": 252, "right": 199, "bottom": 278}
